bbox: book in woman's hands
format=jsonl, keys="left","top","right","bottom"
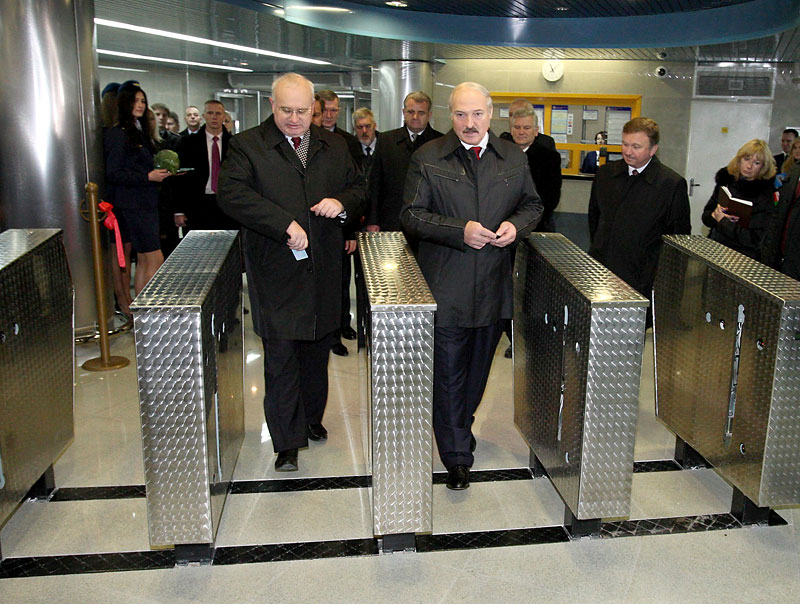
{"left": 717, "top": 185, "right": 753, "bottom": 228}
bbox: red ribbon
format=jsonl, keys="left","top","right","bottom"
{"left": 98, "top": 201, "right": 126, "bottom": 268}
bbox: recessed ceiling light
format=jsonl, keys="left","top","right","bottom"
{"left": 97, "top": 50, "right": 254, "bottom": 72}
{"left": 289, "top": 6, "right": 352, "bottom": 12}
{"left": 555, "top": 6, "right": 569, "bottom": 10}
{"left": 386, "top": 1, "right": 408, "bottom": 7}
{"left": 95, "top": 18, "right": 331, "bottom": 66}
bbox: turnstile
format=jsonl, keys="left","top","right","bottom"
{"left": 131, "top": 230, "right": 244, "bottom": 562}
{"left": 358, "top": 232, "right": 436, "bottom": 552}
{"left": 0, "top": 229, "right": 74, "bottom": 557}
{"left": 513, "top": 233, "right": 649, "bottom": 536}
{"left": 654, "top": 235, "right": 800, "bottom": 523}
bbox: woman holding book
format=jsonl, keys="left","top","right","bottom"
{"left": 701, "top": 139, "right": 776, "bottom": 260}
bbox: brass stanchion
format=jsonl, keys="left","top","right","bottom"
{"left": 82, "top": 182, "right": 129, "bottom": 371}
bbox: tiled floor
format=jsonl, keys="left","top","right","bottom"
{"left": 1, "top": 284, "right": 799, "bottom": 603}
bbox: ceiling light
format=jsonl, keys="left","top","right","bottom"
{"left": 95, "top": 18, "right": 331, "bottom": 66}
{"left": 98, "top": 65, "right": 149, "bottom": 73}
{"left": 289, "top": 6, "right": 352, "bottom": 12}
{"left": 97, "top": 50, "right": 254, "bottom": 72}
{"left": 385, "top": 1, "right": 408, "bottom": 7}
{"left": 555, "top": 6, "right": 569, "bottom": 10}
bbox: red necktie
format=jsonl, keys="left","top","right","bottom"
{"left": 471, "top": 146, "right": 481, "bottom": 160}
{"left": 211, "top": 136, "right": 221, "bottom": 193}
{"left": 292, "top": 137, "right": 301, "bottom": 150}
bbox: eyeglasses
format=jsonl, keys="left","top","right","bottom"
{"left": 278, "top": 107, "right": 311, "bottom": 117}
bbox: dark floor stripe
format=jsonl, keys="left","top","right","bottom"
{"left": 0, "top": 511, "right": 787, "bottom": 579}
{"left": 44, "top": 460, "right": 709, "bottom": 502}
{"left": 230, "top": 475, "right": 372, "bottom": 494}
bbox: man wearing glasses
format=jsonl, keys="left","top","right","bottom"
{"left": 218, "top": 73, "right": 365, "bottom": 472}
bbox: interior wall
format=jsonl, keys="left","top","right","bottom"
{"left": 769, "top": 68, "right": 800, "bottom": 148}
{"left": 98, "top": 60, "right": 229, "bottom": 127}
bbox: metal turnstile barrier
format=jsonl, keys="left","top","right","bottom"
{"left": 654, "top": 235, "right": 800, "bottom": 523}
{"left": 131, "top": 231, "right": 244, "bottom": 562}
{"left": 513, "top": 233, "right": 649, "bottom": 536}
{"left": 358, "top": 232, "right": 436, "bottom": 552}
{"left": 0, "top": 229, "right": 74, "bottom": 557}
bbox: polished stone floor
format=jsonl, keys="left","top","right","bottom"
{"left": 1, "top": 286, "right": 799, "bottom": 603}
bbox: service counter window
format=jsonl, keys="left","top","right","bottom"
{"left": 491, "top": 93, "right": 642, "bottom": 176}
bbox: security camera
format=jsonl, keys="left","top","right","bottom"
{"left": 655, "top": 66, "right": 669, "bottom": 78}
{"left": 656, "top": 51, "right": 668, "bottom": 60}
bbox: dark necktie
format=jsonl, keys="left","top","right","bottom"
{"left": 292, "top": 137, "right": 301, "bottom": 149}
{"left": 211, "top": 136, "right": 221, "bottom": 193}
{"left": 365, "top": 147, "right": 372, "bottom": 157}
{"left": 471, "top": 146, "right": 481, "bottom": 160}
{"left": 410, "top": 133, "right": 417, "bottom": 142}
{"left": 631, "top": 169, "right": 639, "bottom": 176}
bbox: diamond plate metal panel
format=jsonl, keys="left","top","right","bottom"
{"left": 514, "top": 233, "right": 647, "bottom": 519}
{"left": 358, "top": 232, "right": 435, "bottom": 536}
{"left": 654, "top": 235, "right": 800, "bottom": 506}
{"left": 0, "top": 229, "right": 73, "bottom": 529}
{"left": 132, "top": 230, "right": 244, "bottom": 547}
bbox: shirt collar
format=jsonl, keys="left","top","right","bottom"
{"left": 628, "top": 157, "right": 653, "bottom": 175}
{"left": 284, "top": 131, "right": 310, "bottom": 145}
{"left": 460, "top": 132, "right": 490, "bottom": 156}
{"left": 407, "top": 127, "right": 426, "bottom": 140}
{"left": 362, "top": 139, "right": 376, "bottom": 154}
{"left": 206, "top": 129, "right": 222, "bottom": 142}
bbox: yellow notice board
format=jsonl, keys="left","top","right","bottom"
{"left": 491, "top": 93, "right": 642, "bottom": 175}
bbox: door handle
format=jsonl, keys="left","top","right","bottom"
{"left": 689, "top": 178, "right": 701, "bottom": 197}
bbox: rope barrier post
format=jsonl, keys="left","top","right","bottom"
{"left": 82, "top": 182, "right": 129, "bottom": 371}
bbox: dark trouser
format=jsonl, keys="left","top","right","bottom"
{"left": 433, "top": 321, "right": 504, "bottom": 470}
{"left": 261, "top": 331, "right": 334, "bottom": 453}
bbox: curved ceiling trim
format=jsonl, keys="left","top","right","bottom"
{"left": 282, "top": 0, "right": 800, "bottom": 49}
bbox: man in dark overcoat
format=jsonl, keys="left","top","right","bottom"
{"left": 218, "top": 73, "right": 365, "bottom": 472}
{"left": 401, "top": 82, "right": 542, "bottom": 490}
{"left": 588, "top": 117, "right": 691, "bottom": 309}
{"left": 367, "top": 91, "right": 443, "bottom": 232}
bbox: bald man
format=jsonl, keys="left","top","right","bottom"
{"left": 218, "top": 73, "right": 365, "bottom": 472}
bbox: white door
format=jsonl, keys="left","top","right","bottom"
{"left": 685, "top": 100, "right": 772, "bottom": 235}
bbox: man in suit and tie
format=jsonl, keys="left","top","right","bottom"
{"left": 774, "top": 128, "right": 798, "bottom": 173}
{"left": 353, "top": 107, "right": 378, "bottom": 180}
{"left": 173, "top": 100, "right": 235, "bottom": 232}
{"left": 317, "top": 89, "right": 362, "bottom": 160}
{"left": 180, "top": 105, "right": 202, "bottom": 136}
{"left": 763, "top": 161, "right": 800, "bottom": 280}
{"left": 499, "top": 98, "right": 557, "bottom": 152}
{"left": 367, "top": 91, "right": 444, "bottom": 232}
{"left": 588, "top": 117, "right": 691, "bottom": 325}
{"left": 401, "top": 82, "right": 542, "bottom": 490}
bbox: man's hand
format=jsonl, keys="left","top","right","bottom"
{"left": 345, "top": 240, "right": 357, "bottom": 254}
{"left": 464, "top": 220, "right": 497, "bottom": 249}
{"left": 365, "top": 224, "right": 380, "bottom": 232}
{"left": 174, "top": 214, "right": 188, "bottom": 227}
{"left": 286, "top": 220, "right": 308, "bottom": 250}
{"left": 491, "top": 221, "right": 516, "bottom": 247}
{"left": 310, "top": 198, "right": 344, "bottom": 218}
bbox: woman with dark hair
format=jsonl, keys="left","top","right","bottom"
{"left": 580, "top": 130, "right": 607, "bottom": 174}
{"left": 104, "top": 82, "right": 172, "bottom": 302}
{"left": 701, "top": 138, "right": 776, "bottom": 260}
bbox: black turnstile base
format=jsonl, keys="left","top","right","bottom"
{"left": 674, "top": 436, "right": 708, "bottom": 469}
{"left": 564, "top": 507, "right": 601, "bottom": 538}
{"left": 381, "top": 533, "right": 416, "bottom": 553}
{"left": 25, "top": 465, "right": 56, "bottom": 501}
{"left": 529, "top": 450, "right": 547, "bottom": 479}
{"left": 731, "top": 487, "right": 772, "bottom": 525}
{"left": 174, "top": 543, "right": 214, "bottom": 565}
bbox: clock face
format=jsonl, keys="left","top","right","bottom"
{"left": 542, "top": 59, "right": 564, "bottom": 82}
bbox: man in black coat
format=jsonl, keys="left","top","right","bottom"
{"left": 179, "top": 105, "right": 202, "bottom": 136}
{"left": 401, "top": 82, "right": 542, "bottom": 491}
{"left": 588, "top": 117, "right": 691, "bottom": 310}
{"left": 367, "top": 91, "right": 444, "bottom": 232}
{"left": 173, "top": 100, "right": 235, "bottom": 232}
{"left": 773, "top": 128, "right": 798, "bottom": 173}
{"left": 218, "top": 73, "right": 365, "bottom": 472}
{"left": 762, "top": 162, "right": 800, "bottom": 280}
{"left": 499, "top": 98, "right": 557, "bottom": 152}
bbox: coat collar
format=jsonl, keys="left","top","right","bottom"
{"left": 436, "top": 129, "right": 507, "bottom": 161}
{"left": 610, "top": 155, "right": 662, "bottom": 184}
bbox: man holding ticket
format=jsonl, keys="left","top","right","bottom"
{"left": 218, "top": 72, "right": 365, "bottom": 472}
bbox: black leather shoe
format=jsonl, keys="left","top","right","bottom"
{"left": 446, "top": 465, "right": 470, "bottom": 490}
{"left": 307, "top": 423, "right": 328, "bottom": 441}
{"left": 341, "top": 326, "right": 357, "bottom": 340}
{"left": 470, "top": 435, "right": 477, "bottom": 452}
{"left": 331, "top": 341, "right": 349, "bottom": 357}
{"left": 504, "top": 345, "right": 513, "bottom": 358}
{"left": 275, "top": 449, "right": 298, "bottom": 472}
